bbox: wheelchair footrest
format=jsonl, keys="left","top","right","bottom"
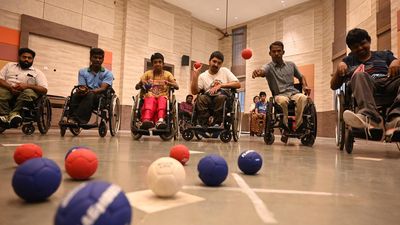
{"left": 80, "top": 124, "right": 98, "bottom": 129}
{"left": 388, "top": 130, "right": 400, "bottom": 142}
{"left": 351, "top": 128, "right": 383, "bottom": 141}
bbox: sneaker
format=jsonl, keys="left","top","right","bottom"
{"left": 208, "top": 116, "right": 214, "bottom": 126}
{"left": 343, "top": 110, "right": 384, "bottom": 130}
{"left": 385, "top": 117, "right": 400, "bottom": 136}
{"left": 156, "top": 118, "right": 167, "bottom": 129}
{"left": 9, "top": 113, "right": 23, "bottom": 128}
{"left": 141, "top": 120, "right": 154, "bottom": 129}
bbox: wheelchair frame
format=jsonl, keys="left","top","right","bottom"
{"left": 0, "top": 95, "right": 52, "bottom": 135}
{"left": 58, "top": 86, "right": 121, "bottom": 137}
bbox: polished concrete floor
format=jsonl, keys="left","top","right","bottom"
{"left": 1, "top": 129, "right": 400, "bottom": 225}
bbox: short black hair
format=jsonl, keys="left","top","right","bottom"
{"left": 346, "top": 28, "right": 371, "bottom": 48}
{"left": 209, "top": 51, "right": 224, "bottom": 62}
{"left": 259, "top": 91, "right": 266, "bottom": 97}
{"left": 18, "top": 48, "right": 36, "bottom": 58}
{"left": 253, "top": 96, "right": 259, "bottom": 101}
{"left": 269, "top": 41, "right": 284, "bottom": 51}
{"left": 186, "top": 94, "right": 193, "bottom": 99}
{"left": 90, "top": 48, "right": 104, "bottom": 57}
{"left": 150, "top": 52, "right": 164, "bottom": 64}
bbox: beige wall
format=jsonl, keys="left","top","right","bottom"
{"left": 391, "top": 0, "right": 400, "bottom": 57}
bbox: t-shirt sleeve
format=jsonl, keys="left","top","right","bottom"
{"left": 35, "top": 69, "right": 48, "bottom": 89}
{"left": 102, "top": 71, "right": 113, "bottom": 86}
{"left": 224, "top": 68, "right": 239, "bottom": 82}
{"left": 292, "top": 63, "right": 303, "bottom": 80}
{"left": 261, "top": 64, "right": 270, "bottom": 76}
{"left": 78, "top": 69, "right": 86, "bottom": 86}
{"left": 384, "top": 50, "right": 396, "bottom": 65}
{"left": 0, "top": 63, "right": 10, "bottom": 80}
{"left": 167, "top": 72, "right": 175, "bottom": 83}
{"left": 197, "top": 73, "right": 206, "bottom": 91}
{"left": 140, "top": 71, "right": 151, "bottom": 81}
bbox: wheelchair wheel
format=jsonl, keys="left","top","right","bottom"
{"left": 109, "top": 95, "right": 121, "bottom": 136}
{"left": 335, "top": 92, "right": 345, "bottom": 150}
{"left": 69, "top": 127, "right": 82, "bottom": 136}
{"left": 220, "top": 130, "right": 232, "bottom": 143}
{"left": 301, "top": 103, "right": 317, "bottom": 147}
{"left": 99, "top": 120, "right": 107, "bottom": 137}
{"left": 0, "top": 127, "right": 5, "bottom": 134}
{"left": 344, "top": 127, "right": 354, "bottom": 154}
{"left": 130, "top": 95, "right": 142, "bottom": 140}
{"left": 60, "top": 126, "right": 67, "bottom": 137}
{"left": 160, "top": 95, "right": 177, "bottom": 141}
{"left": 264, "top": 101, "right": 275, "bottom": 145}
{"left": 232, "top": 98, "right": 241, "bottom": 142}
{"left": 22, "top": 124, "right": 35, "bottom": 135}
{"left": 172, "top": 95, "right": 179, "bottom": 140}
{"left": 182, "top": 130, "right": 194, "bottom": 141}
{"left": 36, "top": 96, "right": 52, "bottom": 134}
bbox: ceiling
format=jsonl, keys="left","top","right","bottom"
{"left": 164, "top": 0, "right": 310, "bottom": 29}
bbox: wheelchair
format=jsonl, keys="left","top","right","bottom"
{"left": 263, "top": 84, "right": 317, "bottom": 146}
{"left": 335, "top": 80, "right": 400, "bottom": 154}
{"left": 180, "top": 89, "right": 241, "bottom": 143}
{"left": 58, "top": 86, "right": 121, "bottom": 137}
{"left": 130, "top": 88, "right": 178, "bottom": 141}
{"left": 0, "top": 95, "right": 52, "bottom": 135}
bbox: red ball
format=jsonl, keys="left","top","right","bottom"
{"left": 241, "top": 48, "right": 252, "bottom": 60}
{"left": 14, "top": 143, "right": 43, "bottom": 165}
{"left": 170, "top": 144, "right": 190, "bottom": 165}
{"left": 65, "top": 149, "right": 98, "bottom": 180}
{"left": 194, "top": 62, "right": 202, "bottom": 69}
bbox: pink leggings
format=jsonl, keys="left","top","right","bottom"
{"left": 141, "top": 96, "right": 167, "bottom": 122}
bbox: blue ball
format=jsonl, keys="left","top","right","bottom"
{"left": 238, "top": 150, "right": 263, "bottom": 175}
{"left": 197, "top": 154, "right": 228, "bottom": 186}
{"left": 65, "top": 146, "right": 88, "bottom": 160}
{"left": 55, "top": 181, "right": 132, "bottom": 225}
{"left": 12, "top": 158, "right": 62, "bottom": 202}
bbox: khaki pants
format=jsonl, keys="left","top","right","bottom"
{"left": 0, "top": 87, "right": 38, "bottom": 115}
{"left": 275, "top": 93, "right": 308, "bottom": 127}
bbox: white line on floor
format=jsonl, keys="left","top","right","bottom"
{"left": 354, "top": 157, "right": 383, "bottom": 161}
{"left": 232, "top": 173, "right": 278, "bottom": 224}
{"left": 1, "top": 144, "right": 22, "bottom": 147}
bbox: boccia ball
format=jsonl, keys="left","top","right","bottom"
{"left": 238, "top": 150, "right": 263, "bottom": 175}
{"left": 147, "top": 157, "right": 185, "bottom": 197}
{"left": 170, "top": 144, "right": 190, "bottom": 165}
{"left": 54, "top": 181, "right": 132, "bottom": 225}
{"left": 197, "top": 154, "right": 228, "bottom": 186}
{"left": 65, "top": 149, "right": 98, "bottom": 180}
{"left": 241, "top": 48, "right": 252, "bottom": 60}
{"left": 14, "top": 143, "right": 43, "bottom": 165}
{"left": 65, "top": 146, "right": 88, "bottom": 160}
{"left": 194, "top": 61, "right": 202, "bottom": 69}
{"left": 12, "top": 158, "right": 61, "bottom": 202}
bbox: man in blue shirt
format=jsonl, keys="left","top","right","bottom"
{"left": 68, "top": 48, "right": 114, "bottom": 124}
{"left": 330, "top": 28, "right": 400, "bottom": 137}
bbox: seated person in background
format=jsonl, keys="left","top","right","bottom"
{"left": 179, "top": 94, "right": 194, "bottom": 120}
{"left": 68, "top": 48, "right": 113, "bottom": 125}
{"left": 250, "top": 92, "right": 267, "bottom": 136}
{"left": 191, "top": 51, "right": 241, "bottom": 126}
{"left": 249, "top": 95, "right": 259, "bottom": 136}
{"left": 140, "top": 52, "right": 179, "bottom": 129}
{"left": 0, "top": 48, "right": 48, "bottom": 128}
{"left": 252, "top": 41, "right": 311, "bottom": 131}
{"left": 330, "top": 28, "right": 400, "bottom": 136}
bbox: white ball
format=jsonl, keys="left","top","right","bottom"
{"left": 147, "top": 157, "right": 186, "bottom": 197}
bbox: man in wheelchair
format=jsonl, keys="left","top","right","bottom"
{"left": 252, "top": 41, "right": 311, "bottom": 133}
{"left": 0, "top": 48, "right": 48, "bottom": 128}
{"left": 178, "top": 94, "right": 193, "bottom": 121}
{"left": 67, "top": 48, "right": 114, "bottom": 125}
{"left": 139, "top": 53, "right": 179, "bottom": 130}
{"left": 191, "top": 51, "right": 240, "bottom": 127}
{"left": 330, "top": 28, "right": 400, "bottom": 139}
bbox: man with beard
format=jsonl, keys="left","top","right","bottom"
{"left": 140, "top": 52, "right": 179, "bottom": 129}
{"left": 191, "top": 51, "right": 240, "bottom": 127}
{"left": 0, "top": 48, "right": 48, "bottom": 128}
{"left": 330, "top": 28, "right": 400, "bottom": 137}
{"left": 68, "top": 48, "right": 114, "bottom": 125}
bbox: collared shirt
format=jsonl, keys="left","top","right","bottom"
{"left": 0, "top": 62, "right": 48, "bottom": 89}
{"left": 179, "top": 102, "right": 193, "bottom": 113}
{"left": 261, "top": 61, "right": 303, "bottom": 97}
{"left": 78, "top": 67, "right": 113, "bottom": 89}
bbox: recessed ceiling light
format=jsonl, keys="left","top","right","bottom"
{"left": 216, "top": 7, "right": 220, "bottom": 11}
{"left": 234, "top": 16, "right": 238, "bottom": 19}
{"left": 281, "top": 0, "right": 285, "bottom": 3}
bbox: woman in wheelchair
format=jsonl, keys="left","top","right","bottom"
{"left": 139, "top": 53, "right": 179, "bottom": 130}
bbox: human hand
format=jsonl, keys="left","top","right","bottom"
{"left": 13, "top": 83, "right": 28, "bottom": 91}
{"left": 77, "top": 85, "right": 89, "bottom": 95}
{"left": 388, "top": 61, "right": 400, "bottom": 77}
{"left": 252, "top": 69, "right": 263, "bottom": 79}
{"left": 337, "top": 62, "right": 348, "bottom": 77}
{"left": 303, "top": 86, "right": 311, "bottom": 96}
{"left": 208, "top": 84, "right": 221, "bottom": 95}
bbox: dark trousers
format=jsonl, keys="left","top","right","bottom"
{"left": 69, "top": 92, "right": 101, "bottom": 124}
{"left": 350, "top": 72, "right": 400, "bottom": 122}
{"left": 0, "top": 87, "right": 38, "bottom": 115}
{"left": 196, "top": 94, "right": 227, "bottom": 125}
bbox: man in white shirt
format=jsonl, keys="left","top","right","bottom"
{"left": 191, "top": 51, "right": 241, "bottom": 126}
{"left": 0, "top": 48, "right": 48, "bottom": 128}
